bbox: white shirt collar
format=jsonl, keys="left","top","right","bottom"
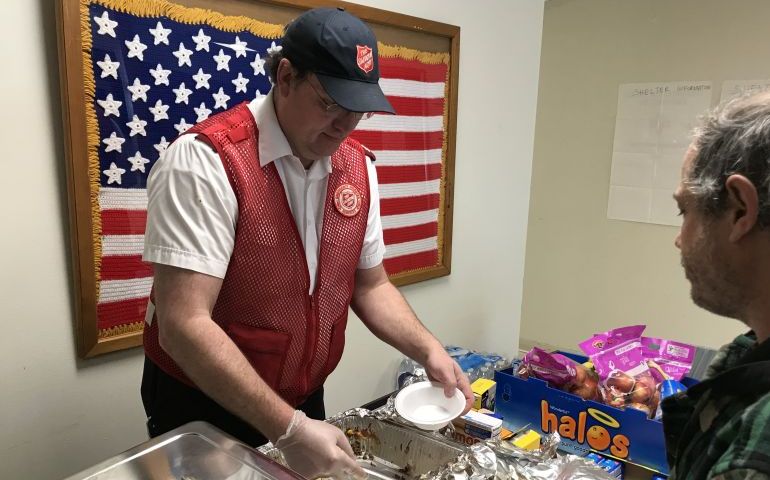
{"left": 249, "top": 89, "right": 332, "bottom": 175}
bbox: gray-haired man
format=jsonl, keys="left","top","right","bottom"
{"left": 666, "top": 91, "right": 770, "bottom": 479}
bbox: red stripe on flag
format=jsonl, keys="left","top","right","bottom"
{"left": 350, "top": 131, "right": 443, "bottom": 151}
{"left": 101, "top": 255, "right": 153, "bottom": 281}
{"left": 380, "top": 57, "right": 448, "bottom": 83}
{"left": 384, "top": 249, "right": 439, "bottom": 275}
{"left": 386, "top": 96, "right": 444, "bottom": 117}
{"left": 375, "top": 164, "right": 442, "bottom": 184}
{"left": 380, "top": 194, "right": 440, "bottom": 216}
{"left": 97, "top": 296, "right": 148, "bottom": 330}
{"left": 383, "top": 222, "right": 438, "bottom": 245}
{"left": 102, "top": 210, "right": 147, "bottom": 235}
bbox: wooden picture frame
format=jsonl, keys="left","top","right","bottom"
{"left": 56, "top": 0, "right": 460, "bottom": 357}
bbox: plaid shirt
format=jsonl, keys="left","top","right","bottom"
{"left": 662, "top": 332, "right": 770, "bottom": 480}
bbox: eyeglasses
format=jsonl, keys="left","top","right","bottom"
{"left": 307, "top": 79, "right": 375, "bottom": 121}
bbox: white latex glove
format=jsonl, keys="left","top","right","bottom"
{"left": 275, "top": 410, "right": 366, "bottom": 480}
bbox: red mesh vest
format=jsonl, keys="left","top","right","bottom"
{"left": 143, "top": 103, "right": 370, "bottom": 406}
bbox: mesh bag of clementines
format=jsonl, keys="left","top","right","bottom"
{"left": 517, "top": 325, "right": 695, "bottom": 419}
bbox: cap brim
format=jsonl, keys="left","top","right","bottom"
{"left": 316, "top": 73, "right": 396, "bottom": 115}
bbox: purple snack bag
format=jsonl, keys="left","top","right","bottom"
{"left": 641, "top": 337, "right": 695, "bottom": 381}
{"left": 518, "top": 347, "right": 578, "bottom": 388}
{"left": 579, "top": 325, "right": 649, "bottom": 380}
{"left": 579, "top": 325, "right": 646, "bottom": 355}
{"left": 518, "top": 347, "right": 601, "bottom": 401}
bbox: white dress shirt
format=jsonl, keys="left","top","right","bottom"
{"left": 143, "top": 90, "right": 385, "bottom": 294}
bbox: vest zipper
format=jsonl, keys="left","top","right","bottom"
{"left": 270, "top": 161, "right": 313, "bottom": 399}
{"left": 304, "top": 293, "right": 317, "bottom": 394}
{"left": 301, "top": 168, "right": 314, "bottom": 396}
{"left": 304, "top": 169, "right": 331, "bottom": 394}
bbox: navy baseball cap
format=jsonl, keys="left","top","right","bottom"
{"left": 281, "top": 7, "right": 395, "bottom": 114}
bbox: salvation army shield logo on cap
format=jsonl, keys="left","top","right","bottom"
{"left": 334, "top": 184, "right": 362, "bottom": 217}
{"left": 356, "top": 44, "right": 374, "bottom": 74}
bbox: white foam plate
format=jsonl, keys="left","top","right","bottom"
{"left": 394, "top": 381, "right": 465, "bottom": 430}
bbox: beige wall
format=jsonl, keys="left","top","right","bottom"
{"left": 520, "top": 0, "right": 768, "bottom": 353}
{"left": 0, "top": 1, "right": 542, "bottom": 478}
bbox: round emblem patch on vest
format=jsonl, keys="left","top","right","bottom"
{"left": 334, "top": 184, "right": 362, "bottom": 217}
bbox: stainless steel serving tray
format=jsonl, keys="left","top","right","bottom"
{"left": 64, "top": 421, "right": 302, "bottom": 480}
{"left": 260, "top": 411, "right": 466, "bottom": 479}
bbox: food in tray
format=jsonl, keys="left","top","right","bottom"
{"left": 260, "top": 410, "right": 465, "bottom": 479}
{"left": 345, "top": 426, "right": 380, "bottom": 459}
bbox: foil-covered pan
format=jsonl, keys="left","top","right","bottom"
{"left": 261, "top": 405, "right": 618, "bottom": 480}
{"left": 260, "top": 409, "right": 465, "bottom": 478}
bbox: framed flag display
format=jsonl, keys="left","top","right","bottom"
{"left": 56, "top": 0, "right": 460, "bottom": 357}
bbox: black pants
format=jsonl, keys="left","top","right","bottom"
{"left": 141, "top": 357, "right": 325, "bottom": 447}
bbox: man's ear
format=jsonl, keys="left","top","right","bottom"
{"left": 724, "top": 174, "right": 759, "bottom": 243}
{"left": 275, "top": 58, "right": 295, "bottom": 98}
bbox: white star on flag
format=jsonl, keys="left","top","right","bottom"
{"left": 192, "top": 29, "right": 211, "bottom": 52}
{"left": 149, "top": 64, "right": 171, "bottom": 86}
{"left": 173, "top": 82, "right": 193, "bottom": 104}
{"left": 126, "top": 115, "right": 148, "bottom": 137}
{"left": 93, "top": 11, "right": 118, "bottom": 37}
{"left": 124, "top": 34, "right": 148, "bottom": 61}
{"left": 212, "top": 87, "right": 231, "bottom": 110}
{"left": 173, "top": 42, "right": 193, "bottom": 67}
{"left": 154, "top": 136, "right": 170, "bottom": 155}
{"left": 194, "top": 102, "right": 212, "bottom": 122}
{"left": 213, "top": 36, "right": 253, "bottom": 58}
{"left": 255, "top": 89, "right": 266, "bottom": 99}
{"left": 103, "top": 162, "right": 126, "bottom": 185}
{"left": 127, "top": 77, "right": 150, "bottom": 102}
{"left": 174, "top": 118, "right": 193, "bottom": 134}
{"left": 97, "top": 54, "right": 120, "bottom": 79}
{"left": 192, "top": 68, "right": 211, "bottom": 89}
{"left": 213, "top": 49, "right": 231, "bottom": 71}
{"left": 149, "top": 21, "right": 172, "bottom": 45}
{"left": 231, "top": 72, "right": 249, "bottom": 93}
{"left": 250, "top": 53, "right": 266, "bottom": 76}
{"left": 267, "top": 41, "right": 282, "bottom": 55}
{"left": 96, "top": 93, "right": 122, "bottom": 117}
{"left": 127, "top": 151, "right": 150, "bottom": 173}
{"left": 102, "top": 132, "right": 125, "bottom": 153}
{"left": 148, "top": 99, "right": 169, "bottom": 122}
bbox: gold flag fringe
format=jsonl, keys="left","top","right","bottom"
{"left": 436, "top": 60, "right": 450, "bottom": 266}
{"left": 80, "top": 0, "right": 102, "bottom": 293}
{"left": 87, "top": 0, "right": 284, "bottom": 37}
{"left": 378, "top": 43, "right": 450, "bottom": 65}
{"left": 99, "top": 321, "right": 145, "bottom": 339}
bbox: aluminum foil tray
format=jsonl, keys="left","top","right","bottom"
{"left": 260, "top": 410, "right": 465, "bottom": 478}
{"left": 64, "top": 421, "right": 302, "bottom": 480}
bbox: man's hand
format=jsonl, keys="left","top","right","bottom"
{"left": 350, "top": 263, "right": 473, "bottom": 414}
{"left": 275, "top": 411, "right": 366, "bottom": 479}
{"left": 423, "top": 347, "right": 474, "bottom": 414}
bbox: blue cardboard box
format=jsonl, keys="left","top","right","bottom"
{"left": 494, "top": 355, "right": 695, "bottom": 475}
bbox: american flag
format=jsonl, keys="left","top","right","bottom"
{"left": 87, "top": 2, "right": 448, "bottom": 337}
